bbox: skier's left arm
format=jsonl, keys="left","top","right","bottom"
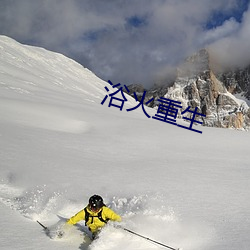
{"left": 104, "top": 207, "right": 122, "bottom": 222}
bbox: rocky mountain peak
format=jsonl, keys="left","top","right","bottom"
{"left": 126, "top": 48, "right": 250, "bottom": 130}
{"left": 177, "top": 48, "right": 210, "bottom": 78}
{"left": 165, "top": 49, "right": 250, "bottom": 129}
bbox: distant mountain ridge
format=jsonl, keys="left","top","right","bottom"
{"left": 125, "top": 49, "right": 250, "bottom": 130}
{"left": 1, "top": 35, "right": 249, "bottom": 129}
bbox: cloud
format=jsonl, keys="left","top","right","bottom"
{"left": 0, "top": 0, "right": 249, "bottom": 87}
{"left": 209, "top": 3, "right": 250, "bottom": 69}
{"left": 200, "top": 18, "right": 240, "bottom": 45}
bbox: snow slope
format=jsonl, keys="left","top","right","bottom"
{"left": 0, "top": 36, "right": 249, "bottom": 250}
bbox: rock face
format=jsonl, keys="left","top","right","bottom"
{"left": 218, "top": 66, "right": 250, "bottom": 100}
{"left": 165, "top": 49, "right": 250, "bottom": 129}
{"left": 126, "top": 49, "right": 250, "bottom": 130}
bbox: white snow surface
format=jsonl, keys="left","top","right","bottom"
{"left": 0, "top": 36, "right": 250, "bottom": 250}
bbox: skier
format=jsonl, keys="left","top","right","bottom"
{"left": 66, "top": 194, "right": 121, "bottom": 239}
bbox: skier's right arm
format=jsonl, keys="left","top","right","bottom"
{"left": 67, "top": 209, "right": 85, "bottom": 225}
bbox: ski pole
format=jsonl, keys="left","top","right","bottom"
{"left": 37, "top": 220, "right": 48, "bottom": 231}
{"left": 122, "top": 227, "right": 180, "bottom": 250}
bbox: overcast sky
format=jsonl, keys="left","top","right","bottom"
{"left": 0, "top": 0, "right": 249, "bottom": 87}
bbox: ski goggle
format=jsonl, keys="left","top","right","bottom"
{"left": 90, "top": 204, "right": 101, "bottom": 211}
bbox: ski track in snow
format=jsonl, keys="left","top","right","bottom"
{"left": 0, "top": 179, "right": 211, "bottom": 250}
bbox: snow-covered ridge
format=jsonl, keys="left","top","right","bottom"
{"left": 0, "top": 35, "right": 137, "bottom": 133}
{"left": 0, "top": 35, "right": 107, "bottom": 101}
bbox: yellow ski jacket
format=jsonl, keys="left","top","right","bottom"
{"left": 67, "top": 206, "right": 121, "bottom": 233}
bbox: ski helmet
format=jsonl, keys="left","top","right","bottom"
{"left": 89, "top": 195, "right": 104, "bottom": 210}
